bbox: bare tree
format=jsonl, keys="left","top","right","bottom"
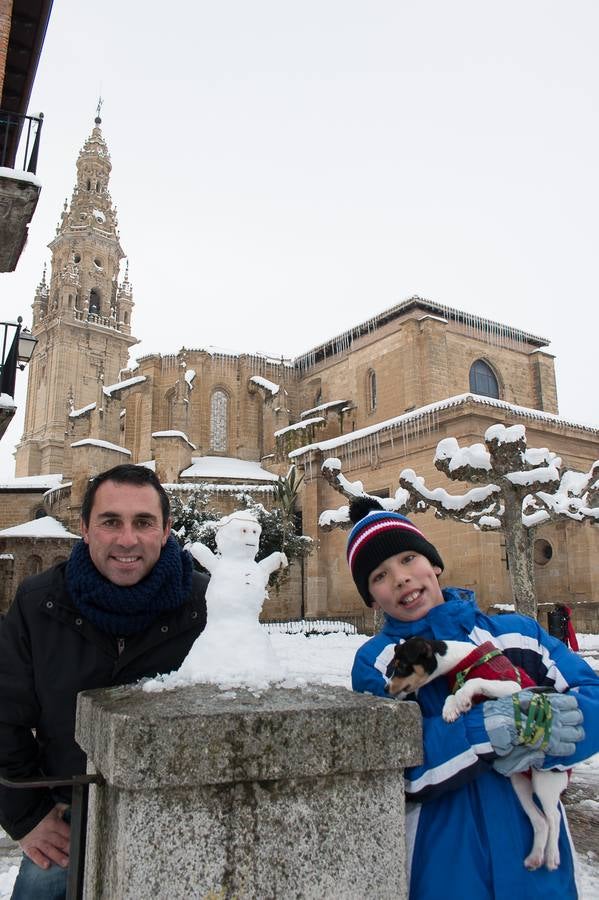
{"left": 319, "top": 425, "right": 599, "bottom": 618}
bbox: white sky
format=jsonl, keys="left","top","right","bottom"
{"left": 1, "top": 0, "right": 598, "bottom": 477}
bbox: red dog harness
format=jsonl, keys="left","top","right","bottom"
{"left": 446, "top": 641, "right": 537, "bottom": 696}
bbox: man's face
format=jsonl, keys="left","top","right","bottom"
{"left": 367, "top": 551, "right": 444, "bottom": 622}
{"left": 81, "top": 481, "right": 171, "bottom": 586}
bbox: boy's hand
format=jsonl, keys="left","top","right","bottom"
{"left": 482, "top": 690, "right": 584, "bottom": 762}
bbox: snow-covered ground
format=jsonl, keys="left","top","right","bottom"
{"left": 1, "top": 631, "right": 598, "bottom": 898}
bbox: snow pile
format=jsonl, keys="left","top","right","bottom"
{"left": 435, "top": 437, "right": 491, "bottom": 471}
{"left": 180, "top": 456, "right": 278, "bottom": 482}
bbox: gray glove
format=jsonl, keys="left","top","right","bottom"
{"left": 491, "top": 744, "right": 545, "bottom": 776}
{"left": 483, "top": 690, "right": 584, "bottom": 768}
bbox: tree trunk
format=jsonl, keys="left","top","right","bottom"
{"left": 502, "top": 492, "right": 537, "bottom": 619}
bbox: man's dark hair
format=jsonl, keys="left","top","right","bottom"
{"left": 81, "top": 464, "right": 170, "bottom": 527}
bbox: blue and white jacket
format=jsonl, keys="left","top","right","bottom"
{"left": 352, "top": 588, "right": 599, "bottom": 900}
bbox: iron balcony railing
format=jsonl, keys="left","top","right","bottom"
{"left": 0, "top": 110, "right": 44, "bottom": 174}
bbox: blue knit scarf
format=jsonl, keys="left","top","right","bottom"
{"left": 65, "top": 535, "right": 194, "bottom": 636}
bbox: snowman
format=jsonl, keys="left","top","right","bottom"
{"left": 174, "top": 510, "right": 287, "bottom": 687}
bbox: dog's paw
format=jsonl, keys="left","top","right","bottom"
{"left": 455, "top": 694, "right": 473, "bottom": 714}
{"left": 442, "top": 696, "right": 460, "bottom": 722}
{"left": 544, "top": 847, "right": 560, "bottom": 871}
{"left": 524, "top": 851, "right": 544, "bottom": 871}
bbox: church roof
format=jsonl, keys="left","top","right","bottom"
{"left": 288, "top": 392, "right": 599, "bottom": 462}
{"left": 293, "top": 296, "right": 550, "bottom": 373}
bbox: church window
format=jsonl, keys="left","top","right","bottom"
{"left": 124, "top": 311, "right": 129, "bottom": 325}
{"left": 210, "top": 389, "right": 228, "bottom": 452}
{"left": 367, "top": 369, "right": 377, "bottom": 412}
{"left": 73, "top": 253, "right": 81, "bottom": 264}
{"left": 96, "top": 180, "right": 100, "bottom": 192}
{"left": 34, "top": 507, "right": 47, "bottom": 519}
{"left": 89, "top": 289, "right": 100, "bottom": 315}
{"left": 27, "top": 555, "right": 43, "bottom": 575}
{"left": 469, "top": 359, "right": 499, "bottom": 399}
{"left": 86, "top": 179, "right": 91, "bottom": 190}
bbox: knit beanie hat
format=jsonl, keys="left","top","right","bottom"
{"left": 347, "top": 497, "right": 444, "bottom": 606}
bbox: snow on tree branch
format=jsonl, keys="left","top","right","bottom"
{"left": 319, "top": 457, "right": 412, "bottom": 530}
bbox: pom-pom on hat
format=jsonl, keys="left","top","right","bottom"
{"left": 347, "top": 497, "right": 444, "bottom": 606}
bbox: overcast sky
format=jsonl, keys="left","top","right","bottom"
{"left": 1, "top": 1, "right": 597, "bottom": 477}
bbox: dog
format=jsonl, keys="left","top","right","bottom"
{"left": 385, "top": 636, "right": 569, "bottom": 872}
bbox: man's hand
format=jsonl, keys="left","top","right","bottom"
{"left": 19, "top": 803, "right": 70, "bottom": 870}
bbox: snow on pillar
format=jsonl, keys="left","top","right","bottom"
{"left": 151, "top": 430, "right": 196, "bottom": 484}
{"left": 76, "top": 682, "right": 421, "bottom": 899}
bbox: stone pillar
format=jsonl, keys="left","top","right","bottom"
{"left": 152, "top": 430, "right": 195, "bottom": 484}
{"left": 77, "top": 682, "right": 422, "bottom": 900}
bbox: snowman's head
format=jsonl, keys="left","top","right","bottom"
{"left": 216, "top": 511, "right": 262, "bottom": 559}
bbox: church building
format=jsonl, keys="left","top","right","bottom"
{"left": 2, "top": 117, "right": 598, "bottom": 629}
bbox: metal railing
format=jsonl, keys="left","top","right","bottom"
{"left": 262, "top": 614, "right": 369, "bottom": 635}
{"left": 0, "top": 771, "right": 104, "bottom": 900}
{"left": 0, "top": 110, "right": 44, "bottom": 174}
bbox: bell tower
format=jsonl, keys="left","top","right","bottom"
{"left": 15, "top": 112, "right": 138, "bottom": 476}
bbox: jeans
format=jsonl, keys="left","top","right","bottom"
{"left": 11, "top": 807, "right": 70, "bottom": 900}
{"left": 10, "top": 855, "right": 68, "bottom": 900}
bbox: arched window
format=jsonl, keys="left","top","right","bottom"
{"left": 469, "top": 359, "right": 499, "bottom": 399}
{"left": 89, "top": 289, "right": 100, "bottom": 315}
{"left": 34, "top": 507, "right": 47, "bottom": 519}
{"left": 210, "top": 389, "right": 228, "bottom": 452}
{"left": 27, "top": 555, "right": 43, "bottom": 576}
{"left": 367, "top": 369, "right": 377, "bottom": 412}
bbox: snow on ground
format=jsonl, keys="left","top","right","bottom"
{"left": 1, "top": 632, "right": 598, "bottom": 898}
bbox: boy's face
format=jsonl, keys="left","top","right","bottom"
{"left": 367, "top": 550, "right": 444, "bottom": 622}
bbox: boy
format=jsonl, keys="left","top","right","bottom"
{"left": 348, "top": 498, "right": 599, "bottom": 900}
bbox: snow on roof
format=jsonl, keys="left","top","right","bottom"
{"left": 300, "top": 400, "right": 349, "bottom": 419}
{"left": 289, "top": 393, "right": 599, "bottom": 459}
{"left": 0, "top": 516, "right": 79, "bottom": 539}
{"left": 71, "top": 439, "right": 131, "bottom": 455}
{"left": 250, "top": 375, "right": 280, "bottom": 395}
{"left": 275, "top": 417, "right": 325, "bottom": 437}
{"left": 69, "top": 376, "right": 147, "bottom": 418}
{"left": 152, "top": 430, "right": 197, "bottom": 449}
{"left": 104, "top": 375, "right": 146, "bottom": 395}
{"left": 0, "top": 166, "right": 42, "bottom": 187}
{"left": 294, "top": 297, "right": 550, "bottom": 373}
{"left": 0, "top": 393, "right": 16, "bottom": 410}
{"left": 185, "top": 369, "right": 196, "bottom": 388}
{"left": 69, "top": 402, "right": 96, "bottom": 418}
{"left": 180, "top": 456, "right": 279, "bottom": 482}
{"left": 0, "top": 473, "right": 63, "bottom": 491}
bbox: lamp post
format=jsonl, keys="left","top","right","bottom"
{"left": 0, "top": 316, "right": 38, "bottom": 398}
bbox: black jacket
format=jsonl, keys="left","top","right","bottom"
{"left": 0, "top": 562, "right": 208, "bottom": 839}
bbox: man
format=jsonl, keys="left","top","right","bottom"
{"left": 347, "top": 497, "right": 599, "bottom": 900}
{"left": 0, "top": 465, "right": 208, "bottom": 899}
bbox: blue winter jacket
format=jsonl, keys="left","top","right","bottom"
{"left": 351, "top": 588, "right": 599, "bottom": 900}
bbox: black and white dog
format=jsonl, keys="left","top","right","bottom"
{"left": 385, "top": 636, "right": 568, "bottom": 872}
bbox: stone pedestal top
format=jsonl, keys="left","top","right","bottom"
{"left": 76, "top": 681, "right": 422, "bottom": 789}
